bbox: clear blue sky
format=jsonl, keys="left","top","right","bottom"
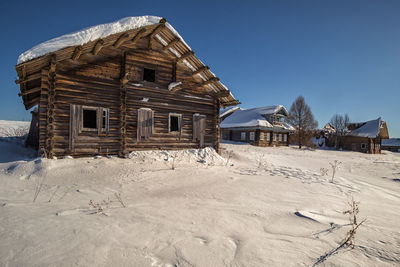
{"left": 1, "top": 0, "right": 399, "bottom": 137}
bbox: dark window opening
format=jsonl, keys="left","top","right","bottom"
{"left": 143, "top": 68, "right": 155, "bottom": 82}
{"left": 83, "top": 109, "right": 97, "bottom": 129}
{"left": 170, "top": 115, "right": 179, "bottom": 132}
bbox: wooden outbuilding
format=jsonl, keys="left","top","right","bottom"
{"left": 15, "top": 16, "right": 239, "bottom": 158}
{"left": 339, "top": 118, "right": 389, "bottom": 154}
{"left": 220, "top": 105, "right": 294, "bottom": 146}
{"left": 381, "top": 138, "right": 400, "bottom": 153}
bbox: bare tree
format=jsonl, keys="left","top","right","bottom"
{"left": 287, "top": 96, "right": 318, "bottom": 148}
{"left": 330, "top": 114, "right": 350, "bottom": 149}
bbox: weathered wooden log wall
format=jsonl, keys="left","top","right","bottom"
{"left": 37, "top": 44, "right": 219, "bottom": 157}
{"left": 221, "top": 128, "right": 290, "bottom": 147}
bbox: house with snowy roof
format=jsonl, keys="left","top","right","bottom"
{"left": 382, "top": 138, "right": 400, "bottom": 153}
{"left": 340, "top": 117, "right": 389, "bottom": 154}
{"left": 15, "top": 16, "right": 239, "bottom": 158}
{"left": 220, "top": 105, "right": 294, "bottom": 146}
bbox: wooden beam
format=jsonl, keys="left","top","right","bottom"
{"left": 15, "top": 72, "right": 41, "bottom": 84}
{"left": 49, "top": 54, "right": 56, "bottom": 73}
{"left": 114, "top": 33, "right": 130, "bottom": 48}
{"left": 177, "top": 51, "right": 195, "bottom": 62}
{"left": 93, "top": 39, "right": 105, "bottom": 55}
{"left": 163, "top": 37, "right": 180, "bottom": 50}
{"left": 19, "top": 86, "right": 41, "bottom": 96}
{"left": 25, "top": 97, "right": 40, "bottom": 110}
{"left": 192, "top": 66, "right": 209, "bottom": 76}
{"left": 221, "top": 100, "right": 241, "bottom": 108}
{"left": 71, "top": 46, "right": 82, "bottom": 60}
{"left": 131, "top": 28, "right": 147, "bottom": 44}
{"left": 150, "top": 24, "right": 165, "bottom": 37}
{"left": 200, "top": 77, "right": 219, "bottom": 87}
{"left": 214, "top": 90, "right": 231, "bottom": 98}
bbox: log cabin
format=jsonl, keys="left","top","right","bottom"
{"left": 382, "top": 138, "right": 400, "bottom": 153}
{"left": 15, "top": 16, "right": 239, "bottom": 158}
{"left": 339, "top": 118, "right": 389, "bottom": 154}
{"left": 220, "top": 105, "right": 294, "bottom": 146}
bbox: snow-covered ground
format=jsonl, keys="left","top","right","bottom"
{"left": 0, "top": 123, "right": 399, "bottom": 266}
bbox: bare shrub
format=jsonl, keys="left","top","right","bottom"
{"left": 256, "top": 154, "right": 265, "bottom": 169}
{"left": 88, "top": 192, "right": 127, "bottom": 215}
{"left": 224, "top": 150, "right": 234, "bottom": 166}
{"left": 313, "top": 197, "right": 366, "bottom": 266}
{"left": 33, "top": 177, "right": 45, "bottom": 202}
{"left": 329, "top": 160, "right": 342, "bottom": 183}
{"left": 320, "top": 168, "right": 328, "bottom": 177}
{"left": 88, "top": 199, "right": 109, "bottom": 215}
{"left": 169, "top": 151, "right": 178, "bottom": 170}
{"left": 48, "top": 185, "right": 60, "bottom": 202}
{"left": 114, "top": 192, "right": 126, "bottom": 208}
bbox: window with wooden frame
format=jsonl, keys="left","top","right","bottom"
{"left": 260, "top": 132, "right": 264, "bottom": 141}
{"left": 361, "top": 143, "right": 366, "bottom": 149}
{"left": 143, "top": 68, "right": 156, "bottom": 82}
{"left": 137, "top": 108, "right": 154, "bottom": 141}
{"left": 273, "top": 133, "right": 277, "bottom": 142}
{"left": 278, "top": 134, "right": 282, "bottom": 142}
{"left": 241, "top": 132, "right": 246, "bottom": 141}
{"left": 266, "top": 132, "right": 271, "bottom": 141}
{"left": 81, "top": 106, "right": 109, "bottom": 132}
{"left": 283, "top": 134, "right": 287, "bottom": 142}
{"left": 249, "top": 132, "right": 255, "bottom": 141}
{"left": 169, "top": 113, "right": 182, "bottom": 133}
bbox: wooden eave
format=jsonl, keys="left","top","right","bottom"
{"left": 15, "top": 18, "right": 239, "bottom": 110}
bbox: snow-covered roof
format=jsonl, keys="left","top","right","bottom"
{"left": 347, "top": 118, "right": 388, "bottom": 138}
{"left": 220, "top": 105, "right": 292, "bottom": 129}
{"left": 220, "top": 107, "right": 241, "bottom": 118}
{"left": 382, "top": 138, "right": 400, "bottom": 147}
{"left": 18, "top": 16, "right": 185, "bottom": 64}
{"left": 16, "top": 16, "right": 239, "bottom": 109}
{"left": 323, "top": 123, "right": 336, "bottom": 134}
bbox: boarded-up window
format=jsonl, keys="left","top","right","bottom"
{"left": 249, "top": 132, "right": 255, "bottom": 141}
{"left": 260, "top": 132, "right": 264, "bottom": 141}
{"left": 169, "top": 113, "right": 182, "bottom": 133}
{"left": 137, "top": 108, "right": 154, "bottom": 141}
{"left": 241, "top": 132, "right": 246, "bottom": 141}
{"left": 193, "top": 114, "right": 206, "bottom": 147}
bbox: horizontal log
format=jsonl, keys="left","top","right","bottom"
{"left": 177, "top": 51, "right": 195, "bottom": 62}
{"left": 163, "top": 38, "right": 180, "bottom": 50}
{"left": 192, "top": 66, "right": 209, "bottom": 76}
{"left": 200, "top": 77, "right": 219, "bottom": 87}
{"left": 15, "top": 72, "right": 42, "bottom": 84}
{"left": 19, "top": 86, "right": 41, "bottom": 96}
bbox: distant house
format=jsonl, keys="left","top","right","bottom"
{"left": 14, "top": 16, "right": 239, "bottom": 158}
{"left": 220, "top": 105, "right": 294, "bottom": 146}
{"left": 340, "top": 118, "right": 389, "bottom": 154}
{"left": 382, "top": 139, "right": 400, "bottom": 153}
{"left": 220, "top": 107, "right": 241, "bottom": 122}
